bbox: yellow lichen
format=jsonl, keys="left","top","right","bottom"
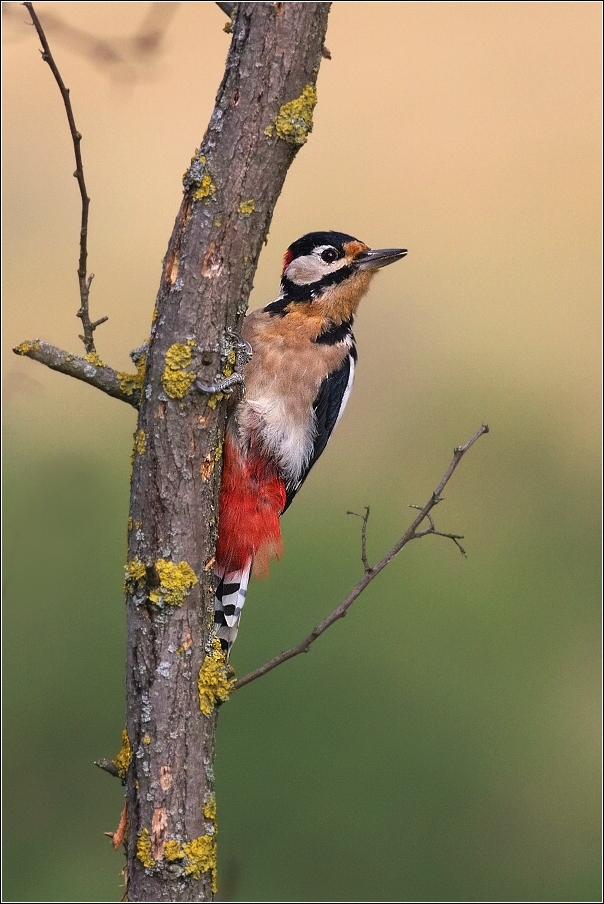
{"left": 198, "top": 639, "right": 235, "bottom": 715}
{"left": 264, "top": 85, "right": 317, "bottom": 145}
{"left": 203, "top": 796, "right": 217, "bottom": 823}
{"left": 84, "top": 351, "right": 105, "bottom": 367}
{"left": 142, "top": 734, "right": 151, "bottom": 745}
{"left": 162, "top": 341, "right": 196, "bottom": 399}
{"left": 118, "top": 352, "right": 147, "bottom": 397}
{"left": 136, "top": 828, "right": 156, "bottom": 869}
{"left": 183, "top": 835, "right": 217, "bottom": 890}
{"left": 224, "top": 349, "right": 236, "bottom": 375}
{"left": 205, "top": 349, "right": 237, "bottom": 409}
{"left": 162, "top": 834, "right": 217, "bottom": 890}
{"left": 13, "top": 340, "right": 40, "bottom": 355}
{"left": 186, "top": 154, "right": 217, "bottom": 201}
{"left": 149, "top": 559, "right": 198, "bottom": 608}
{"left": 194, "top": 173, "right": 217, "bottom": 202}
{"left": 163, "top": 839, "right": 185, "bottom": 862}
{"left": 125, "top": 557, "right": 147, "bottom": 592}
{"left": 214, "top": 442, "right": 223, "bottom": 462}
{"left": 237, "top": 199, "right": 255, "bottom": 216}
{"left": 127, "top": 518, "right": 142, "bottom": 536}
{"left": 113, "top": 729, "right": 132, "bottom": 781}
{"left": 134, "top": 429, "right": 147, "bottom": 456}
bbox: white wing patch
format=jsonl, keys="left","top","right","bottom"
{"left": 334, "top": 353, "right": 355, "bottom": 429}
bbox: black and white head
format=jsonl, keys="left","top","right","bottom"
{"left": 280, "top": 231, "right": 407, "bottom": 303}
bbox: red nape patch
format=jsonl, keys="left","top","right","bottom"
{"left": 216, "top": 438, "right": 287, "bottom": 575}
{"left": 281, "top": 249, "right": 293, "bottom": 275}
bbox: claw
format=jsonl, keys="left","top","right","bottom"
{"left": 196, "top": 330, "right": 252, "bottom": 395}
{"left": 226, "top": 330, "right": 253, "bottom": 367}
{"left": 195, "top": 372, "right": 244, "bottom": 394}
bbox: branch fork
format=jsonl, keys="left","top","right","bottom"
{"left": 235, "top": 425, "right": 489, "bottom": 690}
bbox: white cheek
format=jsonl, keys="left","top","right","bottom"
{"left": 285, "top": 254, "right": 348, "bottom": 286}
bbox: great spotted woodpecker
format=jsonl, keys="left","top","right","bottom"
{"left": 207, "top": 231, "right": 407, "bottom": 652}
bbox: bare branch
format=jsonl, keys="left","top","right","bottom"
{"left": 216, "top": 2, "right": 237, "bottom": 17}
{"left": 13, "top": 339, "right": 142, "bottom": 408}
{"left": 346, "top": 506, "right": 371, "bottom": 573}
{"left": 24, "top": 2, "right": 106, "bottom": 354}
{"left": 410, "top": 505, "right": 467, "bottom": 556}
{"left": 95, "top": 758, "right": 121, "bottom": 779}
{"left": 235, "top": 424, "right": 489, "bottom": 690}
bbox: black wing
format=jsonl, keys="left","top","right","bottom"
{"left": 283, "top": 350, "right": 355, "bottom": 512}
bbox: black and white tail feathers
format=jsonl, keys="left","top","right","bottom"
{"left": 214, "top": 562, "right": 252, "bottom": 655}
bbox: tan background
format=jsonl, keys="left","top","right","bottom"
{"left": 3, "top": 2, "right": 601, "bottom": 901}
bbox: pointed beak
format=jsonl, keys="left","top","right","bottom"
{"left": 355, "top": 247, "right": 408, "bottom": 271}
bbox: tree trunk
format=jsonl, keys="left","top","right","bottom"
{"left": 124, "top": 4, "right": 331, "bottom": 900}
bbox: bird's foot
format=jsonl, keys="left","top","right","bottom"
{"left": 195, "top": 330, "right": 252, "bottom": 395}
{"left": 195, "top": 371, "right": 244, "bottom": 394}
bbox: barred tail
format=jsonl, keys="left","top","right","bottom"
{"left": 214, "top": 561, "right": 252, "bottom": 655}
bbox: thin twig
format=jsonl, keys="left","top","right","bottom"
{"left": 410, "top": 505, "right": 467, "bottom": 556}
{"left": 13, "top": 339, "right": 141, "bottom": 408}
{"left": 235, "top": 424, "right": 489, "bottom": 690}
{"left": 24, "top": 2, "right": 106, "bottom": 353}
{"left": 347, "top": 506, "right": 371, "bottom": 573}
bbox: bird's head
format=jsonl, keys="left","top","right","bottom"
{"left": 279, "top": 231, "right": 407, "bottom": 323}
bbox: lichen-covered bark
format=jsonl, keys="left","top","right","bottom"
{"left": 124, "top": 4, "right": 331, "bottom": 901}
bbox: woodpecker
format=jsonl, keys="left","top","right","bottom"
{"left": 207, "top": 231, "right": 407, "bottom": 653}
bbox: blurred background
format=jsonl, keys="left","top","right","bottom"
{"left": 2, "top": 2, "right": 600, "bottom": 901}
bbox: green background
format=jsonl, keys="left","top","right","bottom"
{"left": 3, "top": 2, "right": 600, "bottom": 901}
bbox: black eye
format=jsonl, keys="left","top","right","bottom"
{"left": 320, "top": 247, "right": 339, "bottom": 264}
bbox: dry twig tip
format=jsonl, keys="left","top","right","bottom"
{"left": 24, "top": 1, "right": 107, "bottom": 354}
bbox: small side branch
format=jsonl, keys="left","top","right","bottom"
{"left": 13, "top": 340, "right": 141, "bottom": 408}
{"left": 95, "top": 758, "right": 121, "bottom": 779}
{"left": 24, "top": 2, "right": 106, "bottom": 353}
{"left": 347, "top": 506, "right": 371, "bottom": 573}
{"left": 410, "top": 506, "right": 467, "bottom": 556}
{"left": 216, "top": 2, "right": 237, "bottom": 16}
{"left": 235, "top": 424, "right": 489, "bottom": 690}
